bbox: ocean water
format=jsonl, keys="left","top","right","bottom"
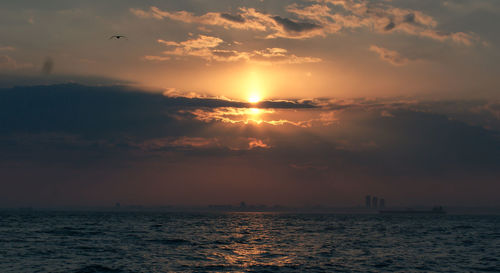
{"left": 0, "top": 211, "right": 499, "bottom": 273}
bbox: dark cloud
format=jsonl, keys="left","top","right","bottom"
{"left": 360, "top": 109, "right": 500, "bottom": 173}
{"left": 403, "top": 13, "right": 415, "bottom": 24}
{"left": 272, "top": 16, "right": 322, "bottom": 33}
{"left": 212, "top": 50, "right": 239, "bottom": 58}
{"left": 0, "top": 84, "right": 171, "bottom": 138}
{"left": 384, "top": 21, "right": 396, "bottom": 31}
{"left": 220, "top": 13, "right": 245, "bottom": 23}
{"left": 164, "top": 97, "right": 315, "bottom": 109}
{"left": 0, "top": 84, "right": 315, "bottom": 137}
{"left": 1, "top": 84, "right": 499, "bottom": 206}
{"left": 0, "top": 74, "right": 131, "bottom": 88}
{"left": 257, "top": 100, "right": 316, "bottom": 109}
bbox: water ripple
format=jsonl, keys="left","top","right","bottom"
{"left": 0, "top": 212, "right": 498, "bottom": 272}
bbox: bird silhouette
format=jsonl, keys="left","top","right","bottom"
{"left": 109, "top": 35, "right": 128, "bottom": 40}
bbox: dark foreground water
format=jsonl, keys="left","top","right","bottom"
{"left": 0, "top": 211, "right": 499, "bottom": 272}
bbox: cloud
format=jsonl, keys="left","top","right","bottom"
{"left": 146, "top": 35, "right": 322, "bottom": 65}
{"left": 130, "top": 7, "right": 269, "bottom": 31}
{"left": 269, "top": 16, "right": 325, "bottom": 38}
{"left": 272, "top": 16, "right": 321, "bottom": 33}
{"left": 380, "top": 110, "right": 394, "bottom": 117}
{"left": 287, "top": 0, "right": 481, "bottom": 46}
{"left": 0, "top": 84, "right": 498, "bottom": 167}
{"left": 403, "top": 13, "right": 416, "bottom": 24}
{"left": 129, "top": 7, "right": 155, "bottom": 19}
{"left": 0, "top": 55, "right": 34, "bottom": 70}
{"left": 219, "top": 13, "right": 246, "bottom": 23}
{"left": 168, "top": 137, "right": 218, "bottom": 148}
{"left": 369, "top": 45, "right": 410, "bottom": 66}
{"left": 0, "top": 74, "right": 131, "bottom": 89}
{"left": 138, "top": 136, "right": 271, "bottom": 151}
{"left": 0, "top": 83, "right": 318, "bottom": 133}
{"left": 155, "top": 35, "right": 226, "bottom": 61}
{"left": 290, "top": 162, "right": 328, "bottom": 171}
{"left": 248, "top": 138, "right": 271, "bottom": 149}
{"left": 419, "top": 30, "right": 480, "bottom": 47}
{"left": 250, "top": 47, "right": 322, "bottom": 65}
{"left": 132, "top": 2, "right": 482, "bottom": 45}
{"left": 185, "top": 105, "right": 339, "bottom": 128}
{"left": 159, "top": 35, "right": 223, "bottom": 49}
{"left": 1, "top": 84, "right": 500, "bottom": 206}
{"left": 141, "top": 137, "right": 220, "bottom": 150}
{"left": 131, "top": 6, "right": 328, "bottom": 39}
{"left": 143, "top": 55, "right": 172, "bottom": 62}
{"left": 384, "top": 21, "right": 396, "bottom": 31}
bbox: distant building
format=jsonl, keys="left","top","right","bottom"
{"left": 365, "top": 195, "right": 371, "bottom": 208}
{"left": 372, "top": 196, "right": 378, "bottom": 209}
{"left": 379, "top": 199, "right": 385, "bottom": 209}
{"left": 208, "top": 205, "right": 233, "bottom": 210}
{"left": 240, "top": 201, "right": 247, "bottom": 208}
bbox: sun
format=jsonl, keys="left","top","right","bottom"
{"left": 248, "top": 94, "right": 261, "bottom": 104}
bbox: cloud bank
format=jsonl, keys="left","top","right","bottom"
{"left": 1, "top": 84, "right": 499, "bottom": 206}
{"left": 131, "top": 1, "right": 482, "bottom": 46}
{"left": 145, "top": 35, "right": 322, "bottom": 65}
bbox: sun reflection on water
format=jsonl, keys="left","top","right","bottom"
{"left": 212, "top": 213, "right": 296, "bottom": 269}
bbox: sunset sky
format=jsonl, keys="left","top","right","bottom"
{"left": 1, "top": 0, "right": 499, "bottom": 207}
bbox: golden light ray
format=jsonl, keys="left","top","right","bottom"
{"left": 246, "top": 70, "right": 265, "bottom": 104}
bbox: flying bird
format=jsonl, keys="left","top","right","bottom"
{"left": 109, "top": 35, "right": 128, "bottom": 40}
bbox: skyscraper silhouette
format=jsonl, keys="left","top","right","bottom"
{"left": 365, "top": 195, "right": 371, "bottom": 208}
{"left": 380, "top": 198, "right": 385, "bottom": 209}
{"left": 372, "top": 196, "right": 378, "bottom": 209}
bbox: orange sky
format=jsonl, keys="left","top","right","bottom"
{"left": 1, "top": 0, "right": 500, "bottom": 100}
{"left": 1, "top": 1, "right": 500, "bottom": 207}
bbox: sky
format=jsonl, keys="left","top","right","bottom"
{"left": 0, "top": 0, "right": 499, "bottom": 208}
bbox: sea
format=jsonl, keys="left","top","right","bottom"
{"left": 0, "top": 211, "right": 499, "bottom": 272}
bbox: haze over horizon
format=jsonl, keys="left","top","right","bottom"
{"left": 1, "top": 0, "right": 499, "bottom": 208}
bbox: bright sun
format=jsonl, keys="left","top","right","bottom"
{"left": 248, "top": 94, "right": 261, "bottom": 103}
